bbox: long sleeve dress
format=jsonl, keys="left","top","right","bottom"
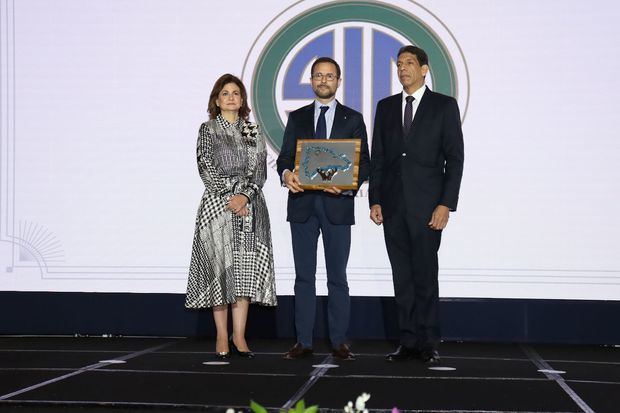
{"left": 185, "top": 114, "right": 277, "bottom": 308}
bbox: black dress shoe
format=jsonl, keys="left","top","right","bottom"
{"left": 385, "top": 345, "right": 419, "bottom": 362}
{"left": 421, "top": 349, "right": 441, "bottom": 364}
{"left": 230, "top": 339, "right": 255, "bottom": 358}
{"left": 215, "top": 351, "right": 230, "bottom": 359}
{"left": 283, "top": 343, "right": 313, "bottom": 359}
{"left": 332, "top": 343, "right": 356, "bottom": 361}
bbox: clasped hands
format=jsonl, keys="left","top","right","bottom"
{"left": 227, "top": 194, "right": 250, "bottom": 216}
{"left": 370, "top": 204, "right": 450, "bottom": 230}
{"left": 283, "top": 170, "right": 342, "bottom": 195}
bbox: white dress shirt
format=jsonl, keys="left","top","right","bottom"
{"left": 314, "top": 98, "right": 337, "bottom": 139}
{"left": 402, "top": 85, "right": 427, "bottom": 127}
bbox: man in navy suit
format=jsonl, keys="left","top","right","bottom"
{"left": 277, "top": 57, "right": 370, "bottom": 360}
{"left": 369, "top": 46, "right": 464, "bottom": 364}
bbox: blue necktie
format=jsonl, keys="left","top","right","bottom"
{"left": 315, "top": 105, "right": 329, "bottom": 139}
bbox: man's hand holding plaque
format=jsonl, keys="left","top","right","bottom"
{"left": 283, "top": 169, "right": 304, "bottom": 193}
{"left": 323, "top": 186, "right": 342, "bottom": 195}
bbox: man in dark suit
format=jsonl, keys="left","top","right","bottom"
{"left": 369, "top": 46, "right": 464, "bottom": 364}
{"left": 277, "top": 57, "right": 370, "bottom": 361}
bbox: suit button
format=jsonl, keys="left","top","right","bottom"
{"left": 402, "top": 153, "right": 407, "bottom": 157}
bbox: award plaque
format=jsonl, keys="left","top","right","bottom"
{"left": 293, "top": 138, "right": 361, "bottom": 190}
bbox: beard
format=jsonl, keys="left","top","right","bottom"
{"left": 313, "top": 85, "right": 336, "bottom": 100}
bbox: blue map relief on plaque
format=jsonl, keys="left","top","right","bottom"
{"left": 302, "top": 146, "right": 352, "bottom": 181}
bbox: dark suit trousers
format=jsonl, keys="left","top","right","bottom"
{"left": 383, "top": 207, "right": 442, "bottom": 350}
{"left": 290, "top": 195, "right": 351, "bottom": 348}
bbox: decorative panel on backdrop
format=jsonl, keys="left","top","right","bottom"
{"left": 0, "top": 0, "right": 618, "bottom": 300}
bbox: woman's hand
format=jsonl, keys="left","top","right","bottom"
{"left": 236, "top": 206, "right": 250, "bottom": 217}
{"left": 227, "top": 194, "right": 249, "bottom": 215}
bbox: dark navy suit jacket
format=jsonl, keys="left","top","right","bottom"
{"left": 276, "top": 101, "right": 370, "bottom": 225}
{"left": 369, "top": 89, "right": 464, "bottom": 219}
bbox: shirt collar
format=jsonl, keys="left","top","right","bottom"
{"left": 314, "top": 98, "right": 337, "bottom": 112}
{"left": 402, "top": 85, "right": 426, "bottom": 102}
{"left": 216, "top": 113, "right": 242, "bottom": 129}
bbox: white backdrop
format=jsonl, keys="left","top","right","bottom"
{"left": 1, "top": 0, "right": 619, "bottom": 300}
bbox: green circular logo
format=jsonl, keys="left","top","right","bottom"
{"left": 242, "top": 1, "right": 469, "bottom": 154}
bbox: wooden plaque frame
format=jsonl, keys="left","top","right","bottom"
{"left": 293, "top": 138, "right": 361, "bottom": 190}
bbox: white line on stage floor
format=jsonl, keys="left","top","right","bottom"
{"left": 281, "top": 355, "right": 335, "bottom": 410}
{"left": 521, "top": 345, "right": 596, "bottom": 413}
{"left": 0, "top": 400, "right": 582, "bottom": 413}
{"left": 0, "top": 340, "right": 179, "bottom": 401}
{"left": 1, "top": 367, "right": 618, "bottom": 386}
{"left": 1, "top": 348, "right": 618, "bottom": 366}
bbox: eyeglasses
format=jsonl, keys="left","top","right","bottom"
{"left": 311, "top": 73, "right": 338, "bottom": 81}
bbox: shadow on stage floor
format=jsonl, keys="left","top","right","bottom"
{"left": 0, "top": 336, "right": 618, "bottom": 412}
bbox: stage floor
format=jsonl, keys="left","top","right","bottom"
{"left": 0, "top": 336, "right": 618, "bottom": 412}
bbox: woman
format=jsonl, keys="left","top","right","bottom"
{"left": 185, "top": 74, "right": 276, "bottom": 358}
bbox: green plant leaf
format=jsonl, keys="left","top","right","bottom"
{"left": 290, "top": 399, "right": 305, "bottom": 413}
{"left": 303, "top": 405, "right": 319, "bottom": 413}
{"left": 250, "top": 400, "right": 268, "bottom": 413}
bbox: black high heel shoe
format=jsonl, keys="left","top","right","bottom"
{"left": 230, "top": 338, "right": 255, "bottom": 358}
{"left": 215, "top": 350, "right": 231, "bottom": 360}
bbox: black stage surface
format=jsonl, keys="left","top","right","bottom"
{"left": 0, "top": 336, "right": 618, "bottom": 413}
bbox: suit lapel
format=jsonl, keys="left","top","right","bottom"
{"left": 329, "top": 102, "right": 346, "bottom": 139}
{"left": 407, "top": 88, "right": 432, "bottom": 140}
{"left": 301, "top": 103, "right": 316, "bottom": 138}
{"left": 387, "top": 94, "right": 404, "bottom": 141}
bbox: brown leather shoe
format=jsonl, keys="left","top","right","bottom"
{"left": 332, "top": 343, "right": 356, "bottom": 361}
{"left": 283, "top": 343, "right": 313, "bottom": 359}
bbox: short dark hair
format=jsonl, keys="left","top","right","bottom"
{"left": 397, "top": 45, "right": 429, "bottom": 67}
{"left": 207, "top": 73, "right": 251, "bottom": 121}
{"left": 310, "top": 57, "right": 341, "bottom": 79}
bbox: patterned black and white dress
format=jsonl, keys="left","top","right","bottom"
{"left": 185, "top": 115, "right": 277, "bottom": 308}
